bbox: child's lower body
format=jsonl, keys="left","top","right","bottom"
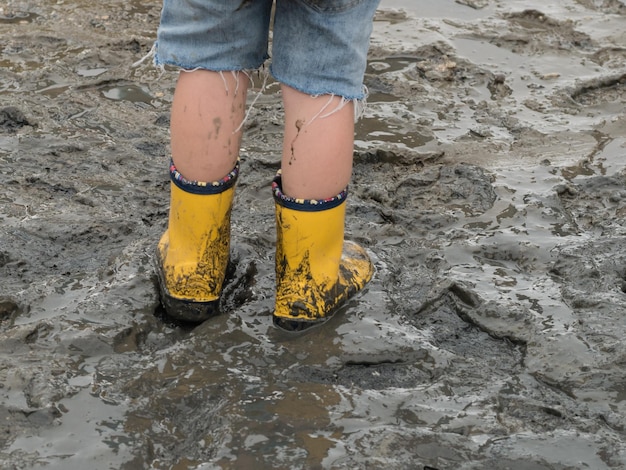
{"left": 153, "top": 0, "right": 381, "bottom": 331}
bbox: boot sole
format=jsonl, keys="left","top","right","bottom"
{"left": 273, "top": 241, "right": 374, "bottom": 332}
{"left": 272, "top": 315, "right": 330, "bottom": 333}
{"left": 153, "top": 249, "right": 221, "bottom": 324}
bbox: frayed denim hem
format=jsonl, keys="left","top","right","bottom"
{"left": 133, "top": 42, "right": 368, "bottom": 125}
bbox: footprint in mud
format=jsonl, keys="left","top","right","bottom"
{"left": 0, "top": 106, "right": 33, "bottom": 132}
{"left": 556, "top": 166, "right": 626, "bottom": 231}
{"left": 568, "top": 73, "right": 626, "bottom": 109}
{"left": 500, "top": 10, "right": 595, "bottom": 53}
{"left": 0, "top": 11, "right": 39, "bottom": 24}
{"left": 152, "top": 241, "right": 262, "bottom": 329}
{"left": 0, "top": 297, "right": 21, "bottom": 326}
{"left": 574, "top": 0, "right": 626, "bottom": 14}
{"left": 591, "top": 47, "right": 626, "bottom": 69}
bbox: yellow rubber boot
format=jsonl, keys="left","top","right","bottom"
{"left": 155, "top": 160, "right": 238, "bottom": 323}
{"left": 272, "top": 172, "right": 374, "bottom": 331}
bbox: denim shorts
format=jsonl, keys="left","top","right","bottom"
{"left": 155, "top": 0, "right": 381, "bottom": 100}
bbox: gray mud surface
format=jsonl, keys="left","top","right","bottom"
{"left": 1, "top": 0, "right": 626, "bottom": 468}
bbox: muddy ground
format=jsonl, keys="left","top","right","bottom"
{"left": 1, "top": 0, "right": 626, "bottom": 468}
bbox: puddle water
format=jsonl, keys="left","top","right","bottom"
{"left": 357, "top": 114, "right": 433, "bottom": 151}
{"left": 592, "top": 136, "right": 626, "bottom": 176}
{"left": 9, "top": 386, "right": 135, "bottom": 469}
{"left": 381, "top": 0, "right": 489, "bottom": 18}
{"left": 0, "top": 11, "right": 39, "bottom": 24}
{"left": 77, "top": 67, "right": 109, "bottom": 78}
{"left": 101, "top": 83, "right": 155, "bottom": 104}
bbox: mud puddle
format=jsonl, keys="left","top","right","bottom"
{"left": 1, "top": 0, "right": 626, "bottom": 469}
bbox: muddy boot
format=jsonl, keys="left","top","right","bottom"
{"left": 155, "top": 160, "right": 239, "bottom": 323}
{"left": 272, "top": 171, "right": 374, "bottom": 331}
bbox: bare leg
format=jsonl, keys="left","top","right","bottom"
{"left": 280, "top": 84, "right": 355, "bottom": 200}
{"left": 170, "top": 69, "right": 249, "bottom": 181}
{"left": 273, "top": 85, "right": 373, "bottom": 331}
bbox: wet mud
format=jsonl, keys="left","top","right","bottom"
{"left": 1, "top": 0, "right": 626, "bottom": 468}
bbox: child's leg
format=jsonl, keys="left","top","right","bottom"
{"left": 272, "top": 0, "right": 381, "bottom": 200}
{"left": 280, "top": 85, "right": 354, "bottom": 200}
{"left": 273, "top": 90, "right": 374, "bottom": 331}
{"left": 269, "top": 0, "right": 380, "bottom": 330}
{"left": 155, "top": 70, "right": 249, "bottom": 323}
{"left": 170, "top": 70, "right": 249, "bottom": 182}
{"left": 155, "top": 0, "right": 273, "bottom": 181}
{"left": 153, "top": 0, "right": 273, "bottom": 321}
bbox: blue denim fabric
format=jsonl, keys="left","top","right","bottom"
{"left": 155, "top": 0, "right": 380, "bottom": 100}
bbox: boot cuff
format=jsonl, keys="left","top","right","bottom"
{"left": 169, "top": 159, "right": 239, "bottom": 194}
{"left": 272, "top": 171, "right": 347, "bottom": 212}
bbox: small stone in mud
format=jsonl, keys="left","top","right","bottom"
{"left": 554, "top": 183, "right": 579, "bottom": 197}
{"left": 541, "top": 72, "right": 561, "bottom": 80}
{"left": 0, "top": 298, "right": 20, "bottom": 322}
{"left": 154, "top": 114, "right": 170, "bottom": 127}
{"left": 456, "top": 0, "right": 488, "bottom": 9}
{"left": 0, "top": 107, "right": 33, "bottom": 132}
{"left": 493, "top": 74, "right": 506, "bottom": 84}
{"left": 488, "top": 73, "right": 513, "bottom": 99}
